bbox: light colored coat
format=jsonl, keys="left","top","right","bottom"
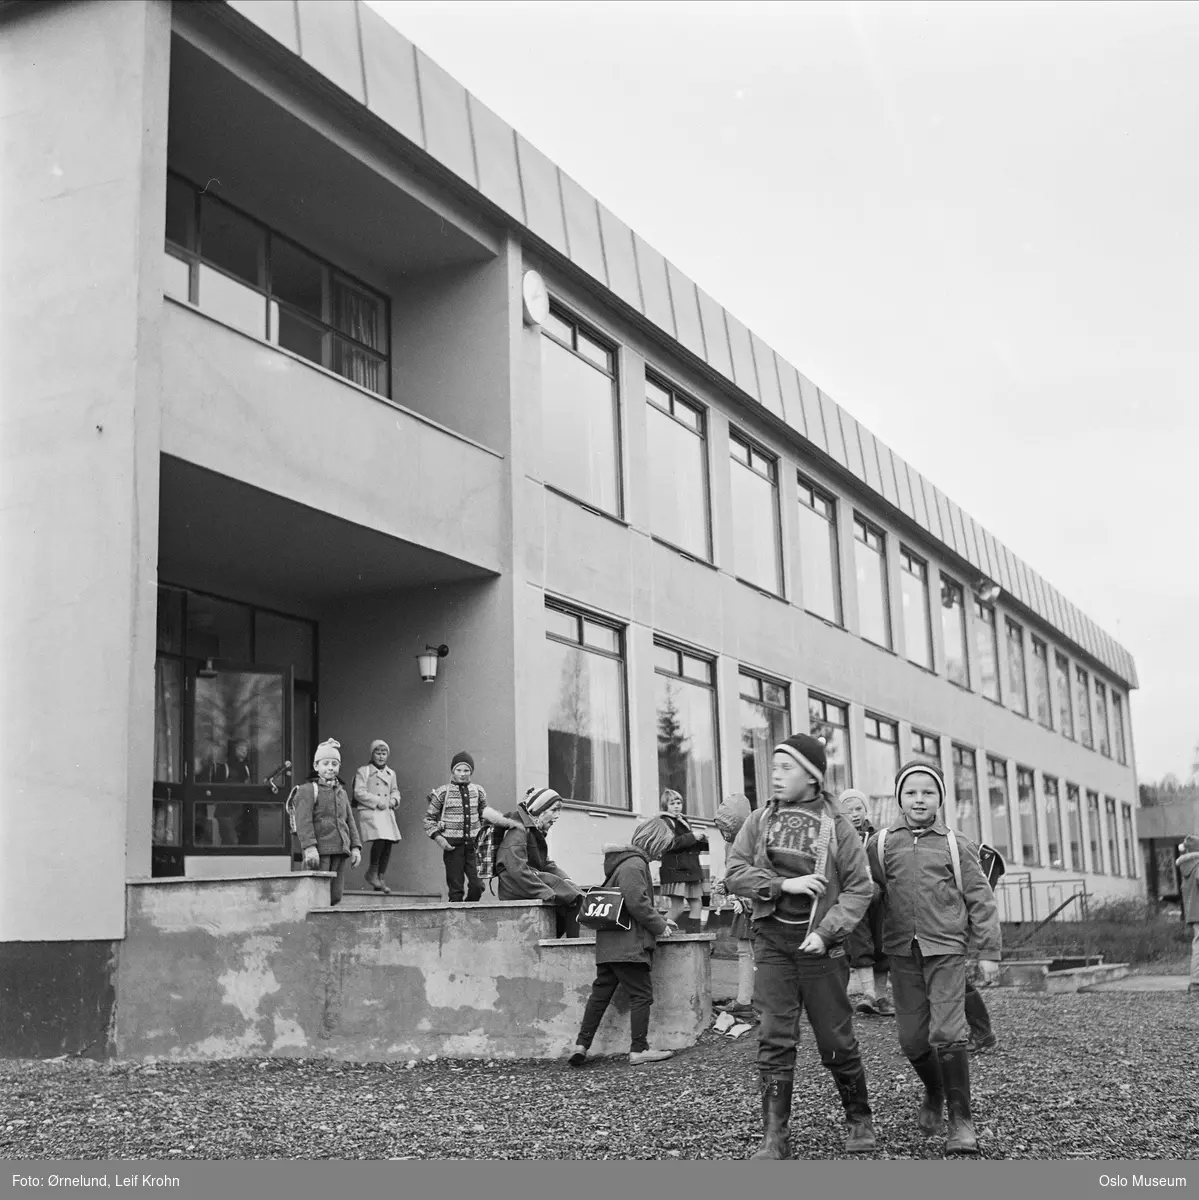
{"left": 353, "top": 764, "right": 401, "bottom": 843}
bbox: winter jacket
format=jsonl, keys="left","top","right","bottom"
{"left": 866, "top": 820, "right": 1001, "bottom": 959}
{"left": 593, "top": 845, "right": 670, "bottom": 964}
{"left": 495, "top": 808, "right": 583, "bottom": 905}
{"left": 353, "top": 764, "right": 402, "bottom": 843}
{"left": 423, "top": 781, "right": 488, "bottom": 844}
{"left": 725, "top": 793, "right": 872, "bottom": 946}
{"left": 294, "top": 780, "right": 362, "bottom": 857}
{"left": 659, "top": 814, "right": 710, "bottom": 885}
{"left": 845, "top": 821, "right": 885, "bottom": 967}
{"left": 1178, "top": 851, "right": 1199, "bottom": 925}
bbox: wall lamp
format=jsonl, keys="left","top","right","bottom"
{"left": 975, "top": 580, "right": 1001, "bottom": 604}
{"left": 417, "top": 643, "right": 450, "bottom": 683}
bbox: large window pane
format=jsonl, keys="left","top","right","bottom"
{"left": 1031, "top": 639, "right": 1052, "bottom": 728}
{"left": 1105, "top": 796, "right": 1120, "bottom": 875}
{"left": 1056, "top": 653, "right": 1074, "bottom": 738}
{"left": 900, "top": 549, "right": 932, "bottom": 669}
{"left": 952, "top": 745, "right": 982, "bottom": 843}
{"left": 541, "top": 331, "right": 620, "bottom": 515}
{"left": 1076, "top": 667, "right": 1093, "bottom": 748}
{"left": 854, "top": 517, "right": 890, "bottom": 648}
{"left": 1006, "top": 619, "right": 1028, "bottom": 716}
{"left": 974, "top": 600, "right": 1000, "bottom": 702}
{"left": 987, "top": 758, "right": 1012, "bottom": 860}
{"left": 193, "top": 802, "right": 286, "bottom": 849}
{"left": 154, "top": 656, "right": 183, "bottom": 784}
{"left": 797, "top": 480, "right": 841, "bottom": 623}
{"left": 1112, "top": 693, "right": 1127, "bottom": 764}
{"left": 1094, "top": 682, "right": 1111, "bottom": 757}
{"left": 941, "top": 577, "right": 969, "bottom": 688}
{"left": 863, "top": 716, "right": 900, "bottom": 828}
{"left": 1121, "top": 805, "right": 1136, "bottom": 878}
{"left": 730, "top": 439, "right": 781, "bottom": 593}
{"left": 197, "top": 264, "right": 267, "bottom": 338}
{"left": 271, "top": 239, "right": 325, "bottom": 320}
{"left": 271, "top": 303, "right": 328, "bottom": 368}
{"left": 200, "top": 196, "right": 264, "bottom": 288}
{"left": 546, "top": 630, "right": 628, "bottom": 810}
{"left": 740, "top": 675, "right": 790, "bottom": 811}
{"left": 1087, "top": 791, "right": 1103, "bottom": 873}
{"left": 1043, "top": 776, "right": 1064, "bottom": 868}
{"left": 656, "top": 668, "right": 719, "bottom": 819}
{"left": 1065, "top": 783, "right": 1083, "bottom": 871}
{"left": 809, "top": 695, "right": 850, "bottom": 797}
{"left": 1016, "top": 767, "right": 1040, "bottom": 865}
{"left": 193, "top": 670, "right": 284, "bottom": 785}
{"left": 647, "top": 395, "right": 709, "bottom": 559}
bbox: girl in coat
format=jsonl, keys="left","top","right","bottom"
{"left": 294, "top": 739, "right": 362, "bottom": 906}
{"left": 568, "top": 817, "right": 679, "bottom": 1067}
{"left": 495, "top": 787, "right": 583, "bottom": 937}
{"left": 658, "top": 788, "right": 709, "bottom": 922}
{"left": 709, "top": 793, "right": 756, "bottom": 1022}
{"left": 837, "top": 788, "right": 892, "bottom": 1016}
{"left": 353, "top": 739, "right": 402, "bottom": 894}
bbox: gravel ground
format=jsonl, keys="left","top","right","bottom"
{"left": 3, "top": 988, "right": 1197, "bottom": 1161}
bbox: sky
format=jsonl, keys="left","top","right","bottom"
{"left": 367, "top": 0, "right": 1198, "bottom": 784}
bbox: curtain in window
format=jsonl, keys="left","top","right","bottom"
{"left": 332, "top": 278, "right": 381, "bottom": 392}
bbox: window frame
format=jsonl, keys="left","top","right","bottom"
{"left": 808, "top": 692, "right": 852, "bottom": 792}
{"left": 899, "top": 546, "right": 934, "bottom": 670}
{"left": 1055, "top": 652, "right": 1075, "bottom": 739}
{"left": 653, "top": 637, "right": 721, "bottom": 818}
{"left": 973, "top": 598, "right": 1000, "bottom": 703}
{"left": 644, "top": 371, "right": 712, "bottom": 561}
{"left": 951, "top": 743, "right": 982, "bottom": 843}
{"left": 1075, "top": 665, "right": 1094, "bottom": 749}
{"left": 1111, "top": 692, "right": 1127, "bottom": 764}
{"left": 1104, "top": 795, "right": 1121, "bottom": 876}
{"left": 853, "top": 513, "right": 892, "bottom": 650}
{"left": 1086, "top": 789, "right": 1103, "bottom": 874}
{"left": 796, "top": 472, "right": 843, "bottom": 625}
{"left": 1093, "top": 679, "right": 1112, "bottom": 758}
{"left": 728, "top": 428, "right": 784, "bottom": 596}
{"left": 1043, "top": 774, "right": 1064, "bottom": 870}
{"left": 1030, "top": 636, "right": 1053, "bottom": 729}
{"left": 986, "top": 755, "right": 1012, "bottom": 861}
{"left": 738, "top": 667, "right": 791, "bottom": 810}
{"left": 1004, "top": 617, "right": 1029, "bottom": 717}
{"left": 940, "top": 575, "right": 970, "bottom": 690}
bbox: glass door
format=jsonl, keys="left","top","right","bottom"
{"left": 186, "top": 661, "right": 292, "bottom": 855}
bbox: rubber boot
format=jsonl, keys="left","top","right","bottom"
{"left": 830, "top": 1064, "right": 877, "bottom": 1153}
{"left": 908, "top": 1049, "right": 946, "bottom": 1136}
{"left": 750, "top": 1072, "right": 793, "bottom": 1159}
{"left": 938, "top": 1047, "right": 979, "bottom": 1155}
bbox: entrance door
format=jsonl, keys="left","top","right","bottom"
{"left": 186, "top": 661, "right": 292, "bottom": 858}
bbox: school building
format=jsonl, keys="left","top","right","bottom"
{"left": 1, "top": 0, "right": 1143, "bottom": 1055}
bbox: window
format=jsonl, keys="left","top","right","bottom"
{"left": 796, "top": 476, "right": 842, "bottom": 624}
{"left": 541, "top": 307, "right": 621, "bottom": 516}
{"left": 730, "top": 432, "right": 782, "bottom": 594}
{"left": 1087, "top": 790, "right": 1103, "bottom": 873}
{"left": 1112, "top": 692, "right": 1127, "bottom": 764}
{"left": 1105, "top": 796, "right": 1121, "bottom": 875}
{"left": 808, "top": 694, "right": 850, "bottom": 796}
{"left": 911, "top": 729, "right": 941, "bottom": 768}
{"left": 546, "top": 604, "right": 629, "bottom": 810}
{"left": 1065, "top": 784, "right": 1083, "bottom": 871}
{"left": 1005, "top": 619, "right": 1029, "bottom": 716}
{"left": 739, "top": 670, "right": 791, "bottom": 810}
{"left": 1031, "top": 638, "right": 1052, "bottom": 728}
{"left": 973, "top": 600, "right": 1000, "bottom": 702}
{"left": 1016, "top": 766, "right": 1041, "bottom": 865}
{"left": 952, "top": 745, "right": 982, "bottom": 843}
{"left": 1056, "top": 653, "right": 1074, "bottom": 739}
{"left": 854, "top": 516, "right": 891, "bottom": 649}
{"left": 654, "top": 641, "right": 720, "bottom": 818}
{"left": 864, "top": 715, "right": 901, "bottom": 828}
{"left": 899, "top": 548, "right": 933, "bottom": 669}
{"left": 164, "top": 173, "right": 390, "bottom": 396}
{"left": 987, "top": 757, "right": 1012, "bottom": 861}
{"left": 1121, "top": 804, "right": 1137, "bottom": 878}
{"left": 646, "top": 377, "right": 710, "bottom": 559}
{"left": 940, "top": 576, "right": 969, "bottom": 689}
{"left": 1043, "top": 776, "right": 1064, "bottom": 869}
{"left": 1094, "top": 681, "right": 1111, "bottom": 758}
{"left": 1076, "top": 666, "right": 1094, "bottom": 748}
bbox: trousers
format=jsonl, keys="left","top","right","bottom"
{"left": 443, "top": 840, "right": 483, "bottom": 902}
{"left": 890, "top": 941, "right": 969, "bottom": 1055}
{"left": 576, "top": 960, "right": 655, "bottom": 1052}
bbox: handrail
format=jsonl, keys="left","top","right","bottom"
{"left": 1006, "top": 890, "right": 1090, "bottom": 950}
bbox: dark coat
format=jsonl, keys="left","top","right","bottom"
{"left": 594, "top": 845, "right": 670, "bottom": 964}
{"left": 495, "top": 808, "right": 582, "bottom": 905}
{"left": 294, "top": 780, "right": 361, "bottom": 857}
{"left": 659, "top": 815, "right": 709, "bottom": 885}
{"left": 845, "top": 821, "right": 885, "bottom": 968}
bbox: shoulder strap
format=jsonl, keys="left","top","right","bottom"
{"left": 946, "top": 829, "right": 963, "bottom": 893}
{"left": 875, "top": 826, "right": 887, "bottom": 871}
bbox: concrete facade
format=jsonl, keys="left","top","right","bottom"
{"left": 0, "top": 0, "right": 1142, "bottom": 1054}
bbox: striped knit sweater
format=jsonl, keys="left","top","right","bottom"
{"left": 423, "top": 782, "right": 488, "bottom": 843}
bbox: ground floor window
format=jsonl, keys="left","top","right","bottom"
{"left": 1121, "top": 804, "right": 1137, "bottom": 878}
{"left": 863, "top": 714, "right": 900, "bottom": 828}
{"left": 1065, "top": 783, "right": 1083, "bottom": 871}
{"left": 1043, "top": 776, "right": 1064, "bottom": 869}
{"left": 654, "top": 640, "right": 720, "bottom": 818}
{"left": 987, "top": 757, "right": 1012, "bottom": 862}
{"left": 1017, "top": 766, "right": 1041, "bottom": 866}
{"left": 1105, "top": 796, "right": 1122, "bottom": 876}
{"left": 808, "top": 694, "right": 850, "bottom": 797}
{"left": 951, "top": 745, "right": 982, "bottom": 844}
{"left": 1087, "top": 791, "right": 1103, "bottom": 873}
{"left": 738, "top": 670, "right": 790, "bottom": 810}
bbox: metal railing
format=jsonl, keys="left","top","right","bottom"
{"left": 995, "top": 874, "right": 1089, "bottom": 925}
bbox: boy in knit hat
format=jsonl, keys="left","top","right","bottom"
{"left": 294, "top": 739, "right": 361, "bottom": 906}
{"left": 725, "top": 732, "right": 877, "bottom": 1158}
{"left": 424, "top": 751, "right": 517, "bottom": 902}
{"left": 867, "top": 761, "right": 1001, "bottom": 1155}
{"left": 1178, "top": 834, "right": 1199, "bottom": 995}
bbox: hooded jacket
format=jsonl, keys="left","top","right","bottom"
{"left": 495, "top": 808, "right": 582, "bottom": 905}
{"left": 1178, "top": 850, "right": 1199, "bottom": 925}
{"left": 294, "top": 780, "right": 362, "bottom": 857}
{"left": 724, "top": 792, "right": 872, "bottom": 945}
{"left": 659, "top": 814, "right": 710, "bottom": 885}
{"left": 593, "top": 845, "right": 670, "bottom": 964}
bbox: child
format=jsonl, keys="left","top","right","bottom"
{"left": 495, "top": 787, "right": 582, "bottom": 937}
{"left": 725, "top": 733, "right": 877, "bottom": 1157}
{"left": 1178, "top": 834, "right": 1199, "bottom": 996}
{"left": 710, "top": 793, "right": 755, "bottom": 1022}
{"left": 353, "top": 739, "right": 402, "bottom": 894}
{"left": 568, "top": 816, "right": 679, "bottom": 1067}
{"left": 658, "top": 788, "right": 709, "bottom": 922}
{"left": 837, "top": 788, "right": 893, "bottom": 1017}
{"left": 867, "top": 761, "right": 1001, "bottom": 1155}
{"left": 423, "top": 751, "right": 514, "bottom": 902}
{"left": 295, "top": 739, "right": 362, "bottom": 906}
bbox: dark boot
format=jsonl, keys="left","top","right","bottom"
{"left": 938, "top": 1047, "right": 979, "bottom": 1155}
{"left": 830, "top": 1064, "right": 876, "bottom": 1153}
{"left": 964, "top": 983, "right": 995, "bottom": 1050}
{"left": 750, "top": 1072, "right": 793, "bottom": 1160}
{"left": 908, "top": 1050, "right": 945, "bottom": 1136}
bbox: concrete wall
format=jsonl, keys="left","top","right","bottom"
{"left": 0, "top": 0, "right": 171, "bottom": 938}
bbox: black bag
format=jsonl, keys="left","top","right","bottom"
{"left": 577, "top": 886, "right": 631, "bottom": 932}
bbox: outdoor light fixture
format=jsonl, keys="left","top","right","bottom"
{"left": 975, "top": 580, "right": 1001, "bottom": 604}
{"left": 197, "top": 657, "right": 218, "bottom": 679}
{"left": 417, "top": 643, "right": 450, "bottom": 683}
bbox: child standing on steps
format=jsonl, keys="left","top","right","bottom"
{"left": 867, "top": 761, "right": 1002, "bottom": 1156}
{"left": 295, "top": 739, "right": 362, "bottom": 907}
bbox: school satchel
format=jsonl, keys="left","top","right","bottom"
{"left": 577, "top": 885, "right": 631, "bottom": 932}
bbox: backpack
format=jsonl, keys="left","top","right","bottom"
{"left": 714, "top": 794, "right": 752, "bottom": 843}
{"left": 476, "top": 821, "right": 503, "bottom": 889}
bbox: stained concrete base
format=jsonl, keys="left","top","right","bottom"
{"left": 1079, "top": 975, "right": 1192, "bottom": 993}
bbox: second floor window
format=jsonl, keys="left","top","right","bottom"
{"left": 1031, "top": 637, "right": 1052, "bottom": 729}
{"left": 854, "top": 516, "right": 891, "bottom": 649}
{"left": 1005, "top": 618, "right": 1029, "bottom": 717}
{"left": 646, "top": 377, "right": 710, "bottom": 559}
{"left": 1076, "top": 666, "right": 1094, "bottom": 749}
{"left": 900, "top": 548, "right": 933, "bottom": 670}
{"left": 974, "top": 599, "right": 1000, "bottom": 702}
{"left": 1112, "top": 692, "right": 1127, "bottom": 764}
{"left": 730, "top": 433, "right": 783, "bottom": 595}
{"left": 796, "top": 476, "right": 842, "bottom": 624}
{"left": 541, "top": 307, "right": 621, "bottom": 516}
{"left": 1056, "top": 652, "right": 1075, "bottom": 738}
{"left": 165, "top": 173, "right": 389, "bottom": 397}
{"left": 940, "top": 576, "right": 969, "bottom": 689}
{"left": 1094, "top": 681, "right": 1111, "bottom": 757}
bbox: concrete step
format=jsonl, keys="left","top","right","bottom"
{"left": 1000, "top": 959, "right": 1131, "bottom": 993}
{"left": 338, "top": 891, "right": 443, "bottom": 908}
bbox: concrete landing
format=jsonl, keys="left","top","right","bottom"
{"left": 1079, "top": 975, "right": 1193, "bottom": 993}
